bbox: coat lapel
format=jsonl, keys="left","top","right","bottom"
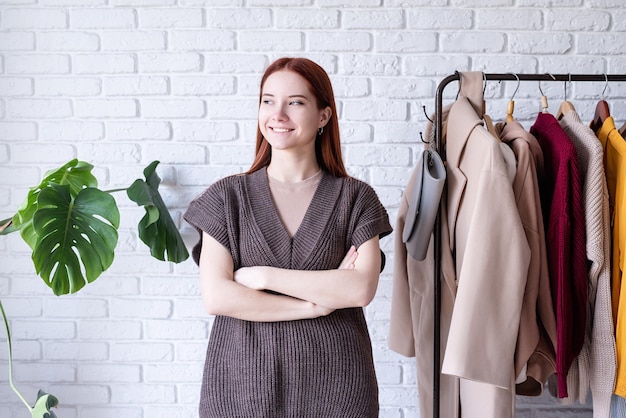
{"left": 445, "top": 96, "right": 483, "bottom": 251}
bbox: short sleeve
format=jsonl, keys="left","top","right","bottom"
{"left": 183, "top": 179, "right": 232, "bottom": 265}
{"left": 349, "top": 180, "right": 393, "bottom": 249}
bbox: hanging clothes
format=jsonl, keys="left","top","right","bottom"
{"left": 496, "top": 120, "right": 557, "bottom": 397}
{"left": 595, "top": 116, "right": 626, "bottom": 399}
{"left": 440, "top": 70, "right": 529, "bottom": 385}
{"left": 554, "top": 110, "right": 615, "bottom": 418}
{"left": 440, "top": 71, "right": 529, "bottom": 418}
{"left": 389, "top": 104, "right": 460, "bottom": 418}
{"left": 530, "top": 112, "right": 588, "bottom": 398}
{"left": 407, "top": 72, "right": 626, "bottom": 418}
{"left": 390, "top": 72, "right": 530, "bottom": 418}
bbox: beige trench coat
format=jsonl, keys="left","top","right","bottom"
{"left": 389, "top": 72, "right": 531, "bottom": 418}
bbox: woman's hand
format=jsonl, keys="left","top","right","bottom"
{"left": 338, "top": 245, "right": 358, "bottom": 270}
{"left": 233, "top": 266, "right": 267, "bottom": 290}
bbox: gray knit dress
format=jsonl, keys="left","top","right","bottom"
{"left": 184, "top": 167, "right": 392, "bottom": 418}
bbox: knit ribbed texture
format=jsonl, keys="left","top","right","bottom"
{"left": 184, "top": 168, "right": 392, "bottom": 418}
{"left": 555, "top": 111, "right": 615, "bottom": 418}
{"left": 530, "top": 112, "right": 588, "bottom": 398}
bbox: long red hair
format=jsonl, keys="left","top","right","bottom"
{"left": 246, "top": 57, "right": 348, "bottom": 178}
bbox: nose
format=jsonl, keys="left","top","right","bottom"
{"left": 271, "top": 104, "right": 288, "bottom": 121}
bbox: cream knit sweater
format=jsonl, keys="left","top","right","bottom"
{"left": 555, "top": 110, "right": 616, "bottom": 418}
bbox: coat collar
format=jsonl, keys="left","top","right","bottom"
{"left": 497, "top": 119, "right": 544, "bottom": 172}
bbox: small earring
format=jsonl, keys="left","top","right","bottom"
{"left": 318, "top": 127, "right": 324, "bottom": 136}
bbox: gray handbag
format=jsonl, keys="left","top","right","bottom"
{"left": 402, "top": 148, "right": 446, "bottom": 261}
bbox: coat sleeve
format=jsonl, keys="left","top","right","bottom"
{"left": 388, "top": 187, "right": 416, "bottom": 357}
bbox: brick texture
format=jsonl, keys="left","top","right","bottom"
{"left": 1, "top": 2, "right": 621, "bottom": 417}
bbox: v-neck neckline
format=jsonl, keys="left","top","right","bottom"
{"left": 246, "top": 167, "right": 342, "bottom": 269}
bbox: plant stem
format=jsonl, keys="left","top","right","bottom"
{"left": 0, "top": 300, "right": 32, "bottom": 411}
{"left": 103, "top": 188, "right": 129, "bottom": 194}
{"left": 0, "top": 218, "right": 13, "bottom": 234}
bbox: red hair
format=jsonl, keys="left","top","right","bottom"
{"left": 246, "top": 57, "right": 348, "bottom": 178}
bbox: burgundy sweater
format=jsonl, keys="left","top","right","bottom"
{"left": 530, "top": 112, "right": 588, "bottom": 398}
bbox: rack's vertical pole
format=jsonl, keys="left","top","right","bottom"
{"left": 433, "top": 73, "right": 457, "bottom": 418}
{"left": 433, "top": 86, "right": 442, "bottom": 418}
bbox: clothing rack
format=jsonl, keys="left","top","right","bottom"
{"left": 431, "top": 73, "right": 626, "bottom": 418}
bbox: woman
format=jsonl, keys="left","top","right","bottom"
{"left": 184, "top": 57, "right": 392, "bottom": 417}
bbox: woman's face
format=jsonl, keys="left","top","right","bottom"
{"left": 258, "top": 70, "right": 331, "bottom": 154}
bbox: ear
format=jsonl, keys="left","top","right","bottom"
{"left": 319, "top": 106, "right": 332, "bottom": 128}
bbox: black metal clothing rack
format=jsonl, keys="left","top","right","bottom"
{"left": 431, "top": 73, "right": 626, "bottom": 418}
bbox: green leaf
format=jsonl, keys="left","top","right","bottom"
{"left": 13, "top": 188, "right": 42, "bottom": 250}
{"left": 127, "top": 161, "right": 189, "bottom": 263}
{"left": 31, "top": 390, "right": 58, "bottom": 418}
{"left": 12, "top": 160, "right": 98, "bottom": 249}
{"left": 40, "top": 159, "right": 98, "bottom": 196}
{"left": 32, "top": 184, "right": 120, "bottom": 295}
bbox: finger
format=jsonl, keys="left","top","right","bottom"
{"left": 339, "top": 246, "right": 358, "bottom": 269}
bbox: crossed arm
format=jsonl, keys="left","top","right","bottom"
{"left": 198, "top": 232, "right": 382, "bottom": 322}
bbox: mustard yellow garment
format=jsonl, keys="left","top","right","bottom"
{"left": 596, "top": 116, "right": 626, "bottom": 396}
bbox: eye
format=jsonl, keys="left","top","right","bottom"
{"left": 289, "top": 100, "right": 304, "bottom": 105}
{"left": 262, "top": 99, "right": 273, "bottom": 105}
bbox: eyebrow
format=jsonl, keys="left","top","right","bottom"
{"left": 262, "top": 93, "right": 310, "bottom": 99}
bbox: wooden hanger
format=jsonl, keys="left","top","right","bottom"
{"left": 504, "top": 73, "right": 520, "bottom": 122}
{"left": 556, "top": 101, "right": 575, "bottom": 120}
{"left": 556, "top": 75, "right": 576, "bottom": 120}
{"left": 484, "top": 114, "right": 499, "bottom": 137}
{"left": 590, "top": 75, "right": 610, "bottom": 132}
{"left": 590, "top": 100, "right": 610, "bottom": 132}
{"left": 538, "top": 77, "right": 555, "bottom": 114}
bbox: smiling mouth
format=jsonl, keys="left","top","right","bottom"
{"left": 271, "top": 127, "right": 293, "bottom": 133}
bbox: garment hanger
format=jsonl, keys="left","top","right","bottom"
{"left": 590, "top": 74, "right": 610, "bottom": 132}
{"left": 419, "top": 105, "right": 433, "bottom": 146}
{"left": 504, "top": 73, "right": 520, "bottom": 122}
{"left": 556, "top": 74, "right": 576, "bottom": 120}
{"left": 481, "top": 73, "right": 499, "bottom": 138}
{"left": 538, "top": 74, "right": 556, "bottom": 114}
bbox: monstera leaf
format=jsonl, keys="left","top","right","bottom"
{"left": 12, "top": 159, "right": 98, "bottom": 249}
{"left": 32, "top": 184, "right": 119, "bottom": 295}
{"left": 127, "top": 161, "right": 189, "bottom": 263}
{"left": 31, "top": 390, "right": 58, "bottom": 418}
{"left": 3, "top": 159, "right": 188, "bottom": 294}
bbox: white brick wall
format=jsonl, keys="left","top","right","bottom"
{"left": 1, "top": 2, "right": 624, "bottom": 417}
